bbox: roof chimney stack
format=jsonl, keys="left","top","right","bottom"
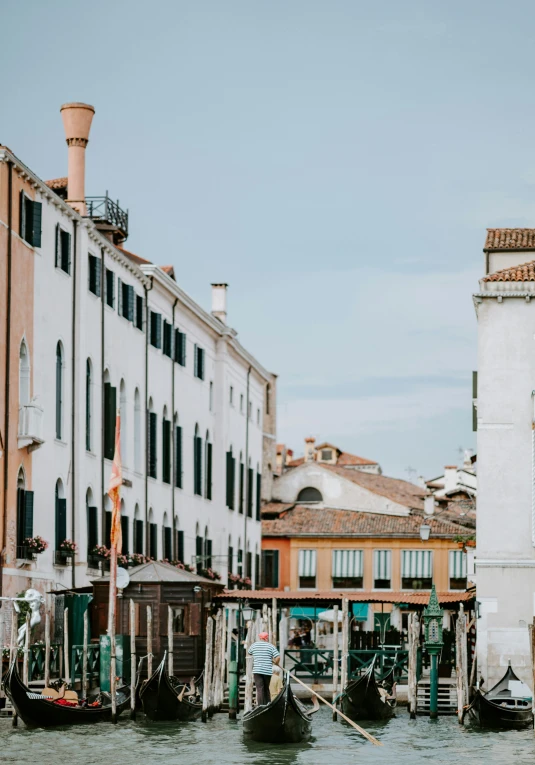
{"left": 60, "top": 102, "right": 95, "bottom": 215}
{"left": 211, "top": 283, "right": 228, "bottom": 324}
{"left": 304, "top": 437, "right": 316, "bottom": 462}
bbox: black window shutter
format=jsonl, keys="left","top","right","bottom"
{"left": 194, "top": 435, "right": 202, "bottom": 495}
{"left": 55, "top": 224, "right": 60, "bottom": 267}
{"left": 56, "top": 498, "right": 67, "bottom": 549}
{"left": 200, "top": 348, "right": 204, "bottom": 380}
{"left": 150, "top": 523, "right": 157, "bottom": 559}
{"left": 24, "top": 491, "right": 34, "bottom": 541}
{"left": 162, "top": 419, "right": 171, "bottom": 483}
{"left": 206, "top": 442, "right": 213, "bottom": 500}
{"left": 105, "top": 511, "right": 112, "bottom": 548}
{"left": 149, "top": 412, "right": 157, "bottom": 478}
{"left": 228, "top": 546, "right": 233, "bottom": 575}
{"left": 177, "top": 530, "right": 184, "bottom": 563}
{"left": 247, "top": 467, "right": 253, "bottom": 518}
{"left": 256, "top": 472, "right": 262, "bottom": 521}
{"left": 181, "top": 333, "right": 186, "bottom": 365}
{"left": 196, "top": 535, "right": 203, "bottom": 573}
{"left": 88, "top": 255, "right": 95, "bottom": 293}
{"left": 104, "top": 383, "right": 117, "bottom": 460}
{"left": 135, "top": 519, "right": 144, "bottom": 554}
{"left": 164, "top": 526, "right": 172, "bottom": 560}
{"left": 121, "top": 515, "right": 129, "bottom": 555}
{"left": 194, "top": 344, "right": 198, "bottom": 377}
{"left": 17, "top": 488, "right": 26, "bottom": 547}
{"left": 226, "top": 451, "right": 232, "bottom": 508}
{"left": 239, "top": 462, "right": 244, "bottom": 514}
{"left": 31, "top": 201, "right": 42, "bottom": 247}
{"left": 205, "top": 539, "right": 212, "bottom": 569}
{"left": 20, "top": 190, "right": 26, "bottom": 239}
{"left": 63, "top": 231, "right": 71, "bottom": 274}
{"left": 118, "top": 277, "right": 123, "bottom": 315}
{"left": 175, "top": 425, "right": 183, "bottom": 488}
{"left": 156, "top": 314, "right": 162, "bottom": 349}
{"left": 87, "top": 506, "right": 98, "bottom": 553}
{"left": 127, "top": 285, "right": 134, "bottom": 321}
{"left": 95, "top": 257, "right": 102, "bottom": 297}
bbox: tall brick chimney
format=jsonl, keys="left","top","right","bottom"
{"left": 211, "top": 283, "right": 228, "bottom": 324}
{"left": 60, "top": 102, "right": 95, "bottom": 215}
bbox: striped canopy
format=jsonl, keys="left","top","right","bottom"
{"left": 402, "top": 550, "right": 433, "bottom": 578}
{"left": 332, "top": 549, "right": 363, "bottom": 578}
{"left": 298, "top": 549, "right": 317, "bottom": 577}
{"left": 373, "top": 549, "right": 391, "bottom": 580}
{"left": 449, "top": 549, "right": 467, "bottom": 578}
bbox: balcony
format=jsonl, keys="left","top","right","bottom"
{"left": 18, "top": 400, "right": 44, "bottom": 451}
{"left": 86, "top": 194, "right": 129, "bottom": 244}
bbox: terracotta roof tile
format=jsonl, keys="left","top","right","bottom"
{"left": 261, "top": 502, "right": 295, "bottom": 517}
{"left": 45, "top": 177, "right": 67, "bottom": 190}
{"left": 262, "top": 505, "right": 465, "bottom": 538}
{"left": 485, "top": 229, "right": 535, "bottom": 251}
{"left": 320, "top": 464, "right": 425, "bottom": 510}
{"left": 482, "top": 259, "right": 535, "bottom": 282}
{"left": 117, "top": 246, "right": 151, "bottom": 266}
{"left": 216, "top": 589, "right": 474, "bottom": 605}
{"left": 337, "top": 452, "right": 378, "bottom": 466}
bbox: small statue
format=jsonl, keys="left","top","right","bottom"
{"left": 13, "top": 588, "right": 45, "bottom": 645}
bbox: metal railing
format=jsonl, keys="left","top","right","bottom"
{"left": 284, "top": 648, "right": 409, "bottom": 684}
{"left": 28, "top": 643, "right": 62, "bottom": 681}
{"left": 70, "top": 644, "right": 100, "bottom": 686}
{"left": 86, "top": 194, "right": 129, "bottom": 238}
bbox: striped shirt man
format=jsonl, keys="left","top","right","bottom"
{"left": 248, "top": 640, "right": 280, "bottom": 675}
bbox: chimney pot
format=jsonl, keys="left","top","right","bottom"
{"left": 60, "top": 102, "right": 95, "bottom": 215}
{"left": 304, "top": 437, "right": 316, "bottom": 462}
{"left": 211, "top": 283, "right": 228, "bottom": 324}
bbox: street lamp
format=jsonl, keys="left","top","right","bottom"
{"left": 419, "top": 523, "right": 431, "bottom": 542}
{"left": 423, "top": 585, "right": 443, "bottom": 719}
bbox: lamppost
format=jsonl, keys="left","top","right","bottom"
{"left": 423, "top": 585, "right": 443, "bottom": 719}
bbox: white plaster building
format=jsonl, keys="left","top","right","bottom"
{"left": 474, "top": 228, "right": 535, "bottom": 688}
{"left": 0, "top": 104, "right": 276, "bottom": 643}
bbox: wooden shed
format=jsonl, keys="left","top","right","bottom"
{"left": 91, "top": 561, "right": 224, "bottom": 678}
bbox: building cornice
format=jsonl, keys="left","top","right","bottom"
{"left": 475, "top": 558, "right": 535, "bottom": 568}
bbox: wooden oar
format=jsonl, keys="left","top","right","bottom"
{"left": 288, "top": 671, "right": 383, "bottom": 747}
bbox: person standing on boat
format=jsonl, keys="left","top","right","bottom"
{"left": 248, "top": 632, "right": 280, "bottom": 706}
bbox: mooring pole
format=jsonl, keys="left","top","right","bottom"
{"left": 228, "top": 630, "right": 238, "bottom": 719}
{"left": 130, "top": 599, "right": 136, "bottom": 720}
{"left": 429, "top": 652, "right": 439, "bottom": 719}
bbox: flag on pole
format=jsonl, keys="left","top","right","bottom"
{"left": 108, "top": 411, "right": 122, "bottom": 554}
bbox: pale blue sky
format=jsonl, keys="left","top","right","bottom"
{"left": 4, "top": 1, "right": 535, "bottom": 478}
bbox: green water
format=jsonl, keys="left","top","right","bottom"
{"left": 1, "top": 708, "right": 534, "bottom": 765}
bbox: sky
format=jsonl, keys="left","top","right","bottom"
{"left": 3, "top": 1, "right": 535, "bottom": 479}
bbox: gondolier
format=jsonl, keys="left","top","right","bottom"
{"left": 248, "top": 632, "right": 280, "bottom": 706}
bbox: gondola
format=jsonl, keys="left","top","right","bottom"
{"left": 139, "top": 655, "right": 202, "bottom": 721}
{"left": 2, "top": 661, "right": 130, "bottom": 728}
{"left": 338, "top": 659, "right": 396, "bottom": 721}
{"left": 467, "top": 663, "right": 533, "bottom": 729}
{"left": 242, "top": 674, "right": 313, "bottom": 744}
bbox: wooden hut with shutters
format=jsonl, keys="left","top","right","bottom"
{"left": 91, "top": 561, "right": 223, "bottom": 678}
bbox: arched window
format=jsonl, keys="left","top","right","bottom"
{"left": 16, "top": 467, "right": 32, "bottom": 550}
{"left": 193, "top": 424, "right": 202, "bottom": 496}
{"left": 296, "top": 486, "right": 323, "bottom": 502}
{"left": 163, "top": 511, "right": 172, "bottom": 560}
{"left": 120, "top": 379, "right": 127, "bottom": 466}
{"left": 174, "top": 412, "right": 183, "bottom": 489}
{"left": 149, "top": 507, "right": 157, "bottom": 559}
{"left": 162, "top": 406, "right": 171, "bottom": 484}
{"left": 148, "top": 398, "right": 157, "bottom": 479}
{"left": 86, "top": 359, "right": 92, "bottom": 451}
{"left": 86, "top": 487, "right": 98, "bottom": 562}
{"left": 174, "top": 515, "right": 183, "bottom": 562}
{"left": 55, "top": 342, "right": 63, "bottom": 439}
{"left": 226, "top": 445, "right": 235, "bottom": 510}
{"left": 55, "top": 479, "right": 66, "bottom": 553}
{"left": 134, "top": 503, "right": 143, "bottom": 555}
{"left": 120, "top": 498, "right": 128, "bottom": 555}
{"left": 134, "top": 388, "right": 141, "bottom": 472}
{"left": 246, "top": 457, "right": 253, "bottom": 518}
{"left": 205, "top": 430, "right": 212, "bottom": 500}
{"left": 19, "top": 340, "right": 30, "bottom": 408}
{"left": 204, "top": 525, "right": 212, "bottom": 570}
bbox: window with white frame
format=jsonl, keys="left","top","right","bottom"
{"left": 298, "top": 549, "right": 317, "bottom": 589}
{"left": 373, "top": 550, "right": 391, "bottom": 589}
{"left": 401, "top": 550, "right": 433, "bottom": 590}
{"left": 332, "top": 549, "right": 363, "bottom": 588}
{"left": 449, "top": 550, "right": 467, "bottom": 590}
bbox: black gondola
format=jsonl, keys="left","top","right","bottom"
{"left": 467, "top": 663, "right": 533, "bottom": 729}
{"left": 2, "top": 661, "right": 130, "bottom": 728}
{"left": 242, "top": 675, "right": 313, "bottom": 743}
{"left": 139, "top": 655, "right": 202, "bottom": 721}
{"left": 339, "top": 659, "right": 396, "bottom": 721}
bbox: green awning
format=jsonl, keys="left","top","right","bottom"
{"left": 290, "top": 607, "right": 320, "bottom": 620}
{"left": 352, "top": 603, "right": 369, "bottom": 621}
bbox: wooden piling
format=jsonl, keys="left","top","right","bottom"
{"left": 279, "top": 610, "right": 288, "bottom": 669}
{"left": 130, "top": 599, "right": 136, "bottom": 720}
{"left": 9, "top": 607, "right": 17, "bottom": 666}
{"left": 244, "top": 619, "right": 255, "bottom": 713}
{"left": 44, "top": 610, "right": 51, "bottom": 688}
{"left": 212, "top": 610, "right": 222, "bottom": 714}
{"left": 168, "top": 605, "right": 174, "bottom": 677}
{"left": 23, "top": 612, "right": 30, "bottom": 686}
{"left": 456, "top": 605, "right": 469, "bottom": 723}
{"left": 340, "top": 598, "right": 349, "bottom": 694}
{"left": 202, "top": 615, "right": 214, "bottom": 722}
{"left": 267, "top": 607, "right": 273, "bottom": 645}
{"left": 271, "top": 597, "right": 278, "bottom": 646}
{"left": 220, "top": 609, "right": 227, "bottom": 707}
{"left": 332, "top": 604, "right": 339, "bottom": 719}
{"left": 146, "top": 605, "right": 153, "bottom": 678}
{"left": 407, "top": 612, "right": 419, "bottom": 719}
{"left": 63, "top": 607, "right": 70, "bottom": 683}
{"left": 82, "top": 608, "right": 89, "bottom": 698}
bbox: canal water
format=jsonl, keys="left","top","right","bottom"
{"left": 1, "top": 707, "right": 535, "bottom": 765}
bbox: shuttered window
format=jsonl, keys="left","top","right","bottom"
{"left": 55, "top": 495, "right": 67, "bottom": 551}
{"left": 20, "top": 191, "right": 42, "bottom": 247}
{"left": 449, "top": 550, "right": 468, "bottom": 590}
{"left": 174, "top": 425, "right": 183, "bottom": 488}
{"left": 193, "top": 432, "right": 203, "bottom": 495}
{"left": 56, "top": 343, "right": 63, "bottom": 440}
{"left": 196, "top": 535, "right": 203, "bottom": 573}
{"left": 332, "top": 550, "right": 364, "bottom": 588}
{"left": 176, "top": 529, "right": 184, "bottom": 563}
{"left": 237, "top": 548, "right": 243, "bottom": 576}
{"left": 298, "top": 549, "right": 317, "bottom": 588}
{"left": 119, "top": 282, "right": 134, "bottom": 321}
{"left": 226, "top": 450, "right": 235, "bottom": 509}
{"left": 164, "top": 526, "right": 172, "bottom": 560}
{"left": 121, "top": 515, "right": 129, "bottom": 556}
{"left": 55, "top": 225, "right": 71, "bottom": 274}
{"left": 134, "top": 519, "right": 144, "bottom": 554}
{"left": 247, "top": 467, "right": 253, "bottom": 518}
{"left": 262, "top": 550, "right": 279, "bottom": 588}
{"left": 105, "top": 269, "right": 114, "bottom": 308}
{"left": 103, "top": 383, "right": 117, "bottom": 460}
{"left": 135, "top": 295, "right": 144, "bottom": 331}
{"left": 194, "top": 345, "right": 204, "bottom": 380}
{"left": 150, "top": 312, "right": 162, "bottom": 349}
{"left": 239, "top": 461, "right": 244, "bottom": 514}
{"left": 148, "top": 412, "right": 157, "bottom": 478}
{"left": 401, "top": 550, "right": 433, "bottom": 589}
{"left": 227, "top": 545, "right": 234, "bottom": 586}
{"left": 256, "top": 472, "right": 262, "bottom": 521}
{"left": 162, "top": 418, "right": 171, "bottom": 484}
{"left": 87, "top": 506, "right": 98, "bottom": 555}
{"left": 205, "top": 539, "right": 212, "bottom": 569}
{"left": 149, "top": 523, "right": 158, "bottom": 559}
{"left": 205, "top": 441, "right": 213, "bottom": 500}
{"left": 373, "top": 550, "right": 392, "bottom": 589}
{"left": 17, "top": 489, "right": 34, "bottom": 549}
{"left": 246, "top": 551, "right": 252, "bottom": 579}
{"left": 174, "top": 329, "right": 186, "bottom": 366}
{"left": 85, "top": 360, "right": 91, "bottom": 451}
{"left": 163, "top": 321, "right": 173, "bottom": 357}
{"left": 88, "top": 254, "right": 101, "bottom": 297}
{"left": 105, "top": 511, "right": 112, "bottom": 548}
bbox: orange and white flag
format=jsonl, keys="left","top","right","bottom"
{"left": 108, "top": 411, "right": 122, "bottom": 554}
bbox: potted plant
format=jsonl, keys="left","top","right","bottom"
{"left": 172, "top": 560, "right": 195, "bottom": 572}
{"left": 129, "top": 553, "right": 149, "bottom": 567}
{"left": 21, "top": 536, "right": 48, "bottom": 560}
{"left": 59, "top": 539, "right": 78, "bottom": 558}
{"left": 453, "top": 534, "right": 476, "bottom": 552}
{"left": 92, "top": 545, "right": 111, "bottom": 561}
{"left": 199, "top": 567, "right": 222, "bottom": 582}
